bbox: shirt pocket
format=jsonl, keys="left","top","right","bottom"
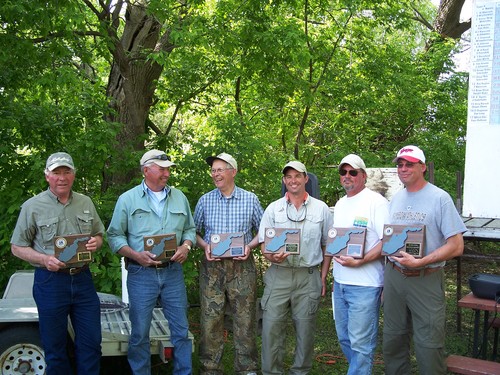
{"left": 77, "top": 214, "right": 94, "bottom": 234}
{"left": 303, "top": 213, "right": 323, "bottom": 242}
{"left": 167, "top": 208, "right": 188, "bottom": 232}
{"left": 36, "top": 217, "right": 59, "bottom": 247}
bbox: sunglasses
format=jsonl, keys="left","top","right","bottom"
{"left": 339, "top": 169, "right": 359, "bottom": 177}
{"left": 143, "top": 154, "right": 170, "bottom": 164}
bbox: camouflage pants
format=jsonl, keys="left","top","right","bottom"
{"left": 199, "top": 257, "right": 258, "bottom": 375}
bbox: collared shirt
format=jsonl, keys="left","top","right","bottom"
{"left": 143, "top": 181, "right": 168, "bottom": 217}
{"left": 258, "top": 195, "right": 333, "bottom": 267}
{"left": 107, "top": 181, "right": 196, "bottom": 253}
{"left": 194, "top": 186, "right": 263, "bottom": 245}
{"left": 11, "top": 188, "right": 105, "bottom": 261}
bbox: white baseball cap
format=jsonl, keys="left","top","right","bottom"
{"left": 393, "top": 145, "right": 426, "bottom": 163}
{"left": 140, "top": 150, "right": 175, "bottom": 167}
{"left": 339, "top": 154, "right": 366, "bottom": 172}
{"left": 282, "top": 161, "right": 307, "bottom": 174}
{"left": 206, "top": 153, "right": 238, "bottom": 170}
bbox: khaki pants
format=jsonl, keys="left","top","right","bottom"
{"left": 260, "top": 265, "right": 321, "bottom": 375}
{"left": 383, "top": 262, "right": 447, "bottom": 375}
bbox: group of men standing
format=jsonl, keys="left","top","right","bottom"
{"left": 10, "top": 145, "right": 466, "bottom": 375}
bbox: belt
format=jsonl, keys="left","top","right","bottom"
{"left": 127, "top": 258, "right": 174, "bottom": 268}
{"left": 58, "top": 264, "right": 89, "bottom": 275}
{"left": 390, "top": 262, "right": 442, "bottom": 277}
{"left": 272, "top": 264, "right": 318, "bottom": 274}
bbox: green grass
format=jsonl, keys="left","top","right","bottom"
{"left": 102, "top": 254, "right": 500, "bottom": 374}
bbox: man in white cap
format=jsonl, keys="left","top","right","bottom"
{"left": 383, "top": 145, "right": 466, "bottom": 374}
{"left": 320, "top": 154, "right": 389, "bottom": 375}
{"left": 258, "top": 161, "right": 333, "bottom": 375}
{"left": 194, "top": 152, "right": 263, "bottom": 375}
{"left": 107, "top": 149, "right": 196, "bottom": 375}
{"left": 11, "top": 152, "right": 105, "bottom": 374}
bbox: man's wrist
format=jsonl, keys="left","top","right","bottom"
{"left": 182, "top": 243, "right": 192, "bottom": 251}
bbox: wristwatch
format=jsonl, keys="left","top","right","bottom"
{"left": 183, "top": 243, "right": 192, "bottom": 251}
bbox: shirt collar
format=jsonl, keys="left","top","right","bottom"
{"left": 216, "top": 185, "right": 239, "bottom": 199}
{"left": 141, "top": 180, "right": 170, "bottom": 196}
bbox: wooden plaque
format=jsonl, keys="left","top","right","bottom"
{"left": 54, "top": 234, "right": 91, "bottom": 264}
{"left": 263, "top": 228, "right": 301, "bottom": 255}
{"left": 144, "top": 233, "right": 177, "bottom": 262}
{"left": 381, "top": 224, "right": 425, "bottom": 258}
{"left": 210, "top": 232, "right": 245, "bottom": 258}
{"left": 324, "top": 227, "right": 366, "bottom": 258}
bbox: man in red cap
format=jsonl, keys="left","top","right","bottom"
{"left": 383, "top": 145, "right": 466, "bottom": 374}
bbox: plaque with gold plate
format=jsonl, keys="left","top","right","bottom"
{"left": 143, "top": 233, "right": 177, "bottom": 262}
{"left": 263, "top": 228, "right": 301, "bottom": 255}
{"left": 210, "top": 232, "right": 245, "bottom": 258}
{"left": 381, "top": 224, "right": 425, "bottom": 258}
{"left": 325, "top": 227, "right": 367, "bottom": 258}
{"left": 54, "top": 233, "right": 92, "bottom": 264}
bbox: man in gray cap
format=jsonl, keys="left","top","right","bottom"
{"left": 258, "top": 161, "right": 333, "bottom": 375}
{"left": 11, "top": 151, "right": 105, "bottom": 374}
{"left": 320, "top": 154, "right": 389, "bottom": 375}
{"left": 107, "top": 149, "right": 196, "bottom": 375}
{"left": 194, "top": 152, "right": 263, "bottom": 375}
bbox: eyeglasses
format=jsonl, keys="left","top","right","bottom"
{"left": 143, "top": 154, "right": 170, "bottom": 164}
{"left": 211, "top": 167, "right": 233, "bottom": 175}
{"left": 339, "top": 169, "right": 359, "bottom": 177}
{"left": 396, "top": 162, "right": 419, "bottom": 169}
{"left": 286, "top": 203, "right": 307, "bottom": 223}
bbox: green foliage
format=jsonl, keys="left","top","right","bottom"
{"left": 0, "top": 0, "right": 470, "bottom": 295}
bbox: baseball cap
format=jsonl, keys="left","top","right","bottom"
{"left": 46, "top": 152, "right": 75, "bottom": 171}
{"left": 282, "top": 161, "right": 307, "bottom": 174}
{"left": 206, "top": 153, "right": 238, "bottom": 170}
{"left": 339, "top": 154, "right": 366, "bottom": 172}
{"left": 140, "top": 150, "right": 175, "bottom": 168}
{"left": 393, "top": 145, "right": 426, "bottom": 163}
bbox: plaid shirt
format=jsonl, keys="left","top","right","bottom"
{"left": 194, "top": 186, "right": 263, "bottom": 244}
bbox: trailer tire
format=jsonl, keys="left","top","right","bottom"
{"left": 0, "top": 325, "right": 46, "bottom": 375}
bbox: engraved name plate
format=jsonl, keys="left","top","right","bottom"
{"left": 264, "top": 228, "right": 301, "bottom": 255}
{"left": 324, "top": 227, "right": 366, "bottom": 258}
{"left": 210, "top": 232, "right": 245, "bottom": 258}
{"left": 381, "top": 224, "right": 425, "bottom": 258}
{"left": 144, "top": 233, "right": 177, "bottom": 262}
{"left": 54, "top": 234, "right": 91, "bottom": 264}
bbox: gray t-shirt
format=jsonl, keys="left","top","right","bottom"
{"left": 389, "top": 182, "right": 466, "bottom": 268}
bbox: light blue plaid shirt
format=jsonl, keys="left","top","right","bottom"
{"left": 194, "top": 186, "right": 264, "bottom": 245}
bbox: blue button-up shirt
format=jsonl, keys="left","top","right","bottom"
{"left": 107, "top": 182, "right": 196, "bottom": 253}
{"left": 194, "top": 186, "right": 263, "bottom": 245}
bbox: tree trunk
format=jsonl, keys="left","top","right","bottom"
{"left": 99, "top": 2, "right": 175, "bottom": 191}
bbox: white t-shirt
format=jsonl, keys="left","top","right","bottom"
{"left": 333, "top": 187, "right": 389, "bottom": 287}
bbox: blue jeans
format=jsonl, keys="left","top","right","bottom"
{"left": 127, "top": 262, "right": 192, "bottom": 375}
{"left": 333, "top": 281, "right": 382, "bottom": 375}
{"left": 33, "top": 268, "right": 101, "bottom": 375}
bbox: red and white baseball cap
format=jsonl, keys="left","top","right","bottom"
{"left": 393, "top": 145, "right": 426, "bottom": 163}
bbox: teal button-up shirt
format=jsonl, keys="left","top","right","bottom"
{"left": 107, "top": 181, "right": 196, "bottom": 253}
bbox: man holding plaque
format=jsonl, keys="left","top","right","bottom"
{"left": 107, "top": 149, "right": 196, "bottom": 375}
{"left": 320, "top": 154, "right": 389, "bottom": 375}
{"left": 11, "top": 152, "right": 105, "bottom": 375}
{"left": 194, "top": 152, "right": 263, "bottom": 375}
{"left": 383, "top": 145, "right": 466, "bottom": 375}
{"left": 258, "top": 161, "right": 333, "bottom": 375}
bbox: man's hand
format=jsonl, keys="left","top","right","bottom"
{"left": 333, "top": 255, "right": 362, "bottom": 268}
{"left": 233, "top": 244, "right": 252, "bottom": 261}
{"left": 171, "top": 244, "right": 190, "bottom": 264}
{"left": 42, "top": 255, "right": 66, "bottom": 272}
{"left": 389, "top": 252, "right": 421, "bottom": 268}
{"left": 265, "top": 251, "right": 289, "bottom": 264}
